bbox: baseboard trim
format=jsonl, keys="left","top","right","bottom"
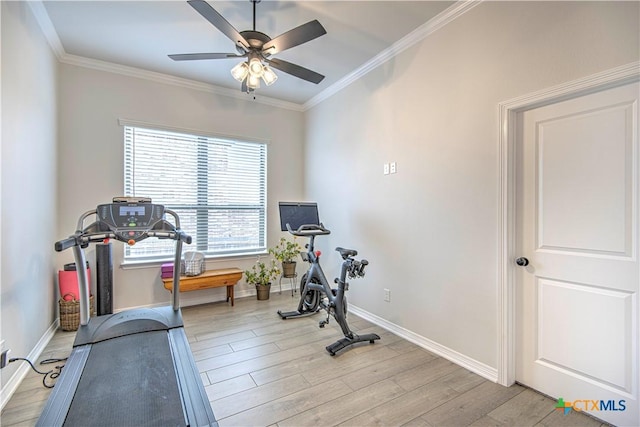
{"left": 117, "top": 281, "right": 296, "bottom": 311}
{"left": 1, "top": 320, "right": 59, "bottom": 410}
{"left": 349, "top": 304, "right": 498, "bottom": 383}
{"left": 127, "top": 291, "right": 499, "bottom": 383}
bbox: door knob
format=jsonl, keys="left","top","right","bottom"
{"left": 515, "top": 257, "right": 529, "bottom": 267}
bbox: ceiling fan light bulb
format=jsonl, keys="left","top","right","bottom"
{"left": 248, "top": 58, "right": 264, "bottom": 77}
{"left": 231, "top": 62, "right": 249, "bottom": 82}
{"left": 262, "top": 66, "right": 278, "bottom": 86}
{"left": 247, "top": 74, "right": 261, "bottom": 89}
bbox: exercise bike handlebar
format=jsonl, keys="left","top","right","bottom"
{"left": 286, "top": 223, "right": 331, "bottom": 236}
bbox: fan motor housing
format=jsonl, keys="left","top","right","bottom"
{"left": 237, "top": 30, "right": 271, "bottom": 54}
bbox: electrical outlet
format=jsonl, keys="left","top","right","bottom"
{"left": 390, "top": 162, "right": 397, "bottom": 174}
{"left": 383, "top": 163, "right": 390, "bottom": 175}
{"left": 384, "top": 288, "right": 391, "bottom": 302}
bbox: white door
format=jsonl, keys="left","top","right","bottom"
{"left": 516, "top": 82, "right": 639, "bottom": 426}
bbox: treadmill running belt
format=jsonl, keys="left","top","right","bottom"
{"left": 65, "top": 331, "right": 186, "bottom": 426}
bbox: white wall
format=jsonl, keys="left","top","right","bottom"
{"left": 305, "top": 1, "right": 640, "bottom": 370}
{"left": 57, "top": 64, "right": 305, "bottom": 309}
{"left": 1, "top": 1, "right": 58, "bottom": 395}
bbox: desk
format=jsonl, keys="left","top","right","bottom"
{"left": 162, "top": 268, "right": 243, "bottom": 306}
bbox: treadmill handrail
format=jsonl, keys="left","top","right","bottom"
{"left": 54, "top": 203, "right": 192, "bottom": 325}
{"left": 55, "top": 229, "right": 192, "bottom": 252}
{"left": 55, "top": 208, "right": 190, "bottom": 251}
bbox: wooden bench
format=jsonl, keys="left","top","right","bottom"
{"left": 162, "top": 268, "right": 243, "bottom": 306}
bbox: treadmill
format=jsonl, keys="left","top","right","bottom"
{"left": 37, "top": 197, "right": 217, "bottom": 426}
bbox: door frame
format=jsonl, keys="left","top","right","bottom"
{"left": 496, "top": 61, "right": 640, "bottom": 386}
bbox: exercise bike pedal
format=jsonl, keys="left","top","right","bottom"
{"left": 320, "top": 309, "right": 332, "bottom": 328}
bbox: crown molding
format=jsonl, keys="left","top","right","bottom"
{"left": 27, "top": 0, "right": 478, "bottom": 113}
{"left": 27, "top": 1, "right": 303, "bottom": 111}
{"left": 27, "top": 1, "right": 65, "bottom": 59}
{"left": 303, "top": 0, "right": 482, "bottom": 110}
{"left": 58, "top": 53, "right": 304, "bottom": 112}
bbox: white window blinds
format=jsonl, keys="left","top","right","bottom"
{"left": 123, "top": 125, "right": 267, "bottom": 261}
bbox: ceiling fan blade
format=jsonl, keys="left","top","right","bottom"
{"left": 187, "top": 0, "right": 250, "bottom": 51}
{"left": 262, "top": 20, "right": 326, "bottom": 55}
{"left": 169, "top": 53, "right": 245, "bottom": 61}
{"left": 266, "top": 58, "right": 325, "bottom": 84}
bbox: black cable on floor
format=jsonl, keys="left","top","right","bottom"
{"left": 9, "top": 357, "right": 67, "bottom": 388}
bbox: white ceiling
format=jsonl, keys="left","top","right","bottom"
{"left": 40, "top": 1, "right": 455, "bottom": 106}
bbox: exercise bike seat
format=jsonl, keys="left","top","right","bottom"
{"left": 336, "top": 247, "right": 357, "bottom": 259}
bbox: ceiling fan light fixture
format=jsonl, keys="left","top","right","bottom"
{"left": 231, "top": 61, "right": 249, "bottom": 82}
{"left": 262, "top": 65, "right": 278, "bottom": 86}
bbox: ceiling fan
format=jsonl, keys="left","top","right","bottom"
{"left": 169, "top": 0, "right": 327, "bottom": 93}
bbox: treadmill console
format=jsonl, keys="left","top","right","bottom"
{"left": 97, "top": 202, "right": 165, "bottom": 243}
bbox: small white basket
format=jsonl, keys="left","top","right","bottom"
{"left": 181, "top": 251, "right": 205, "bottom": 276}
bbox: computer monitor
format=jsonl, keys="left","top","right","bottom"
{"left": 278, "top": 202, "right": 320, "bottom": 231}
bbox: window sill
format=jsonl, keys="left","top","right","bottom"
{"left": 120, "top": 251, "right": 268, "bottom": 270}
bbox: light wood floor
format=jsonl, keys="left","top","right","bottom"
{"left": 2, "top": 291, "right": 607, "bottom": 426}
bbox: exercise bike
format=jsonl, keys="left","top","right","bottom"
{"left": 276, "top": 205, "right": 380, "bottom": 355}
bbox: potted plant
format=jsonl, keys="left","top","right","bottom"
{"left": 244, "top": 256, "right": 280, "bottom": 300}
{"left": 269, "top": 237, "right": 302, "bottom": 278}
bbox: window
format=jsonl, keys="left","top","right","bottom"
{"left": 123, "top": 124, "right": 267, "bottom": 262}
